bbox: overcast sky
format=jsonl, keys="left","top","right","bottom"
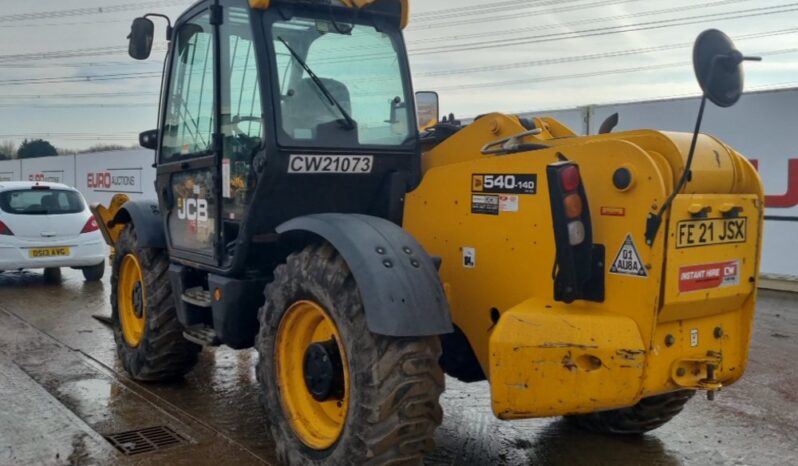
{"left": 0, "top": 0, "right": 796, "bottom": 151}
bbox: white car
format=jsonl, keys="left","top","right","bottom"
{"left": 0, "top": 181, "right": 106, "bottom": 281}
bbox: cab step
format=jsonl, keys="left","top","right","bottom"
{"left": 182, "top": 287, "right": 211, "bottom": 308}
{"left": 183, "top": 326, "right": 221, "bottom": 347}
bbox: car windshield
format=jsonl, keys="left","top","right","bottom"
{"left": 0, "top": 189, "right": 85, "bottom": 215}
{"left": 268, "top": 12, "right": 413, "bottom": 148}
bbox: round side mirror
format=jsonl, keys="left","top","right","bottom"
{"left": 128, "top": 17, "right": 155, "bottom": 60}
{"left": 693, "top": 29, "right": 754, "bottom": 108}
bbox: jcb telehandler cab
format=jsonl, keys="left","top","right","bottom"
{"left": 94, "top": 1, "right": 765, "bottom": 464}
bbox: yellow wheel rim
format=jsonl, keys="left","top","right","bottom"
{"left": 118, "top": 253, "right": 146, "bottom": 348}
{"left": 275, "top": 300, "right": 350, "bottom": 450}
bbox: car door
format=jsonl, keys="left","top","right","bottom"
{"left": 156, "top": 7, "right": 220, "bottom": 265}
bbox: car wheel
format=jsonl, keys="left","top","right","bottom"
{"left": 82, "top": 261, "right": 106, "bottom": 282}
{"left": 43, "top": 267, "right": 62, "bottom": 283}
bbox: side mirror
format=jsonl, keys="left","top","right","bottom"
{"left": 693, "top": 29, "right": 761, "bottom": 108}
{"left": 139, "top": 129, "right": 158, "bottom": 150}
{"left": 415, "top": 91, "right": 439, "bottom": 131}
{"left": 128, "top": 17, "right": 155, "bottom": 60}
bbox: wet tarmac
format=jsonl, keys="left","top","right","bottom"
{"left": 0, "top": 267, "right": 796, "bottom": 466}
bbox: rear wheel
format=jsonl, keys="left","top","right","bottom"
{"left": 111, "top": 224, "right": 200, "bottom": 381}
{"left": 82, "top": 261, "right": 105, "bottom": 282}
{"left": 567, "top": 390, "right": 695, "bottom": 434}
{"left": 43, "top": 267, "right": 61, "bottom": 283}
{"left": 256, "top": 243, "right": 444, "bottom": 465}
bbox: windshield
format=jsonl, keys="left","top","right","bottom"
{"left": 0, "top": 189, "right": 85, "bottom": 215}
{"left": 269, "top": 13, "right": 413, "bottom": 148}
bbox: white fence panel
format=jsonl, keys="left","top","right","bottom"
{"left": 74, "top": 150, "right": 156, "bottom": 205}
{"left": 0, "top": 159, "right": 21, "bottom": 182}
{"left": 20, "top": 155, "right": 75, "bottom": 186}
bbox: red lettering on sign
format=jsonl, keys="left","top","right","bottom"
{"left": 749, "top": 158, "right": 798, "bottom": 208}
{"left": 87, "top": 172, "right": 112, "bottom": 189}
{"left": 679, "top": 260, "right": 740, "bottom": 293}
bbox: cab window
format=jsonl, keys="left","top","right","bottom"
{"left": 270, "top": 15, "right": 413, "bottom": 148}
{"left": 161, "top": 13, "right": 216, "bottom": 162}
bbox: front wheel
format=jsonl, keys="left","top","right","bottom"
{"left": 567, "top": 390, "right": 695, "bottom": 434}
{"left": 111, "top": 224, "right": 200, "bottom": 381}
{"left": 256, "top": 243, "right": 444, "bottom": 465}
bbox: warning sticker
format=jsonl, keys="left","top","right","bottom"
{"left": 471, "top": 194, "right": 499, "bottom": 215}
{"left": 601, "top": 206, "right": 626, "bottom": 217}
{"left": 499, "top": 195, "right": 519, "bottom": 212}
{"left": 463, "top": 247, "right": 476, "bottom": 268}
{"left": 609, "top": 234, "right": 648, "bottom": 277}
{"left": 679, "top": 259, "right": 740, "bottom": 293}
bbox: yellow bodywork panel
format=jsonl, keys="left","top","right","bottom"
{"left": 490, "top": 299, "right": 645, "bottom": 418}
{"left": 249, "top": 0, "right": 409, "bottom": 28}
{"left": 90, "top": 193, "right": 129, "bottom": 247}
{"left": 404, "top": 116, "right": 764, "bottom": 419}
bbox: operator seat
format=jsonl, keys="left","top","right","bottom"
{"left": 284, "top": 77, "right": 353, "bottom": 139}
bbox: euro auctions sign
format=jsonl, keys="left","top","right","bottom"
{"left": 86, "top": 168, "right": 143, "bottom": 193}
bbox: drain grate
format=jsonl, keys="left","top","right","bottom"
{"left": 104, "top": 426, "right": 186, "bottom": 456}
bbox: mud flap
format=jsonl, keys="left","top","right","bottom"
{"left": 276, "top": 213, "right": 452, "bottom": 337}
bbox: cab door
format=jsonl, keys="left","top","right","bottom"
{"left": 156, "top": 7, "right": 220, "bottom": 265}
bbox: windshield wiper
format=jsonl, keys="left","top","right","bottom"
{"left": 278, "top": 36, "right": 356, "bottom": 130}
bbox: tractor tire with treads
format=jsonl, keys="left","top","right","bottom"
{"left": 567, "top": 390, "right": 695, "bottom": 434}
{"left": 111, "top": 223, "right": 200, "bottom": 381}
{"left": 256, "top": 243, "right": 444, "bottom": 466}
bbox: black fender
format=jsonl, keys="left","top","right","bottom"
{"left": 277, "top": 214, "right": 453, "bottom": 337}
{"left": 109, "top": 200, "right": 166, "bottom": 249}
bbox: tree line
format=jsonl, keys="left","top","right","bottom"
{"left": 0, "top": 139, "right": 136, "bottom": 160}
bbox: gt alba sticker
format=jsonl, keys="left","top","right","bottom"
{"left": 609, "top": 234, "right": 648, "bottom": 277}
{"left": 288, "top": 155, "right": 373, "bottom": 174}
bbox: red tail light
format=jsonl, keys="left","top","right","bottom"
{"left": 547, "top": 161, "right": 604, "bottom": 303}
{"left": 560, "top": 165, "right": 581, "bottom": 192}
{"left": 0, "top": 220, "right": 13, "bottom": 236}
{"left": 81, "top": 215, "right": 100, "bottom": 234}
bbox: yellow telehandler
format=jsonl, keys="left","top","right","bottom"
{"left": 93, "top": 1, "right": 764, "bottom": 464}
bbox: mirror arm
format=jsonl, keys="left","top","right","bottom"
{"left": 144, "top": 13, "right": 174, "bottom": 41}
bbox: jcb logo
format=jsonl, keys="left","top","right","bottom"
{"left": 472, "top": 175, "right": 484, "bottom": 192}
{"left": 177, "top": 198, "right": 209, "bottom": 222}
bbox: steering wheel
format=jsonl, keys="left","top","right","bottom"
{"left": 230, "top": 115, "right": 263, "bottom": 137}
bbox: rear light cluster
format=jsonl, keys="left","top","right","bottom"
{"left": 547, "top": 161, "right": 604, "bottom": 303}
{"left": 558, "top": 166, "right": 586, "bottom": 245}
{"left": 81, "top": 215, "right": 100, "bottom": 234}
{"left": 0, "top": 220, "right": 13, "bottom": 236}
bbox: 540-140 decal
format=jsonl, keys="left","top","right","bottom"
{"left": 472, "top": 174, "right": 537, "bottom": 194}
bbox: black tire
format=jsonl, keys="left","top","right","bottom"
{"left": 111, "top": 224, "right": 200, "bottom": 381}
{"left": 82, "top": 261, "right": 105, "bottom": 282}
{"left": 43, "top": 267, "right": 61, "bottom": 283}
{"left": 567, "top": 390, "right": 695, "bottom": 434}
{"left": 256, "top": 243, "right": 444, "bottom": 466}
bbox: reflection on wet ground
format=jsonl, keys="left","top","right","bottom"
{"left": 1, "top": 268, "right": 796, "bottom": 465}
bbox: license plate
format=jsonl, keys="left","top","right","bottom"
{"left": 676, "top": 218, "right": 747, "bottom": 249}
{"left": 288, "top": 155, "right": 373, "bottom": 174}
{"left": 29, "top": 247, "right": 71, "bottom": 258}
